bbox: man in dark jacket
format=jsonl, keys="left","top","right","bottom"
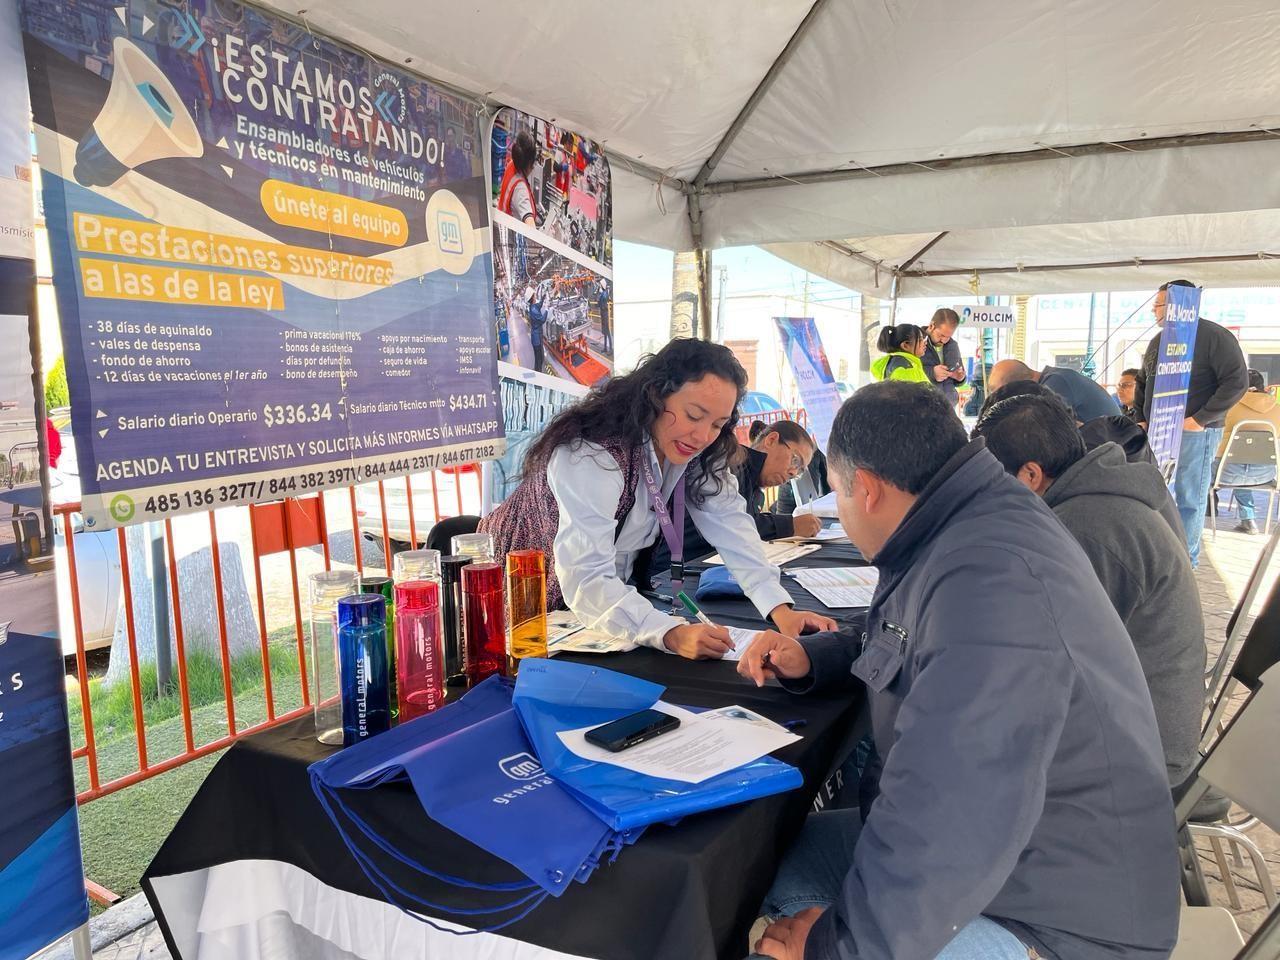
{"left": 1132, "top": 279, "right": 1248, "bottom": 566}
{"left": 989, "top": 358, "right": 1120, "bottom": 422}
{"left": 739, "top": 382, "right": 1178, "bottom": 960}
{"left": 925, "top": 308, "right": 966, "bottom": 406}
{"left": 983, "top": 380, "right": 1157, "bottom": 465}
{"left": 974, "top": 392, "right": 1205, "bottom": 788}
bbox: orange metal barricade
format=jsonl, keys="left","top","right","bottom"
{"left": 57, "top": 466, "right": 486, "bottom": 808}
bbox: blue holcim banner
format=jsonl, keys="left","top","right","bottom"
{"left": 774, "top": 317, "right": 841, "bottom": 453}
{"left": 20, "top": 0, "right": 505, "bottom": 530}
{"left": 1147, "top": 284, "right": 1203, "bottom": 477}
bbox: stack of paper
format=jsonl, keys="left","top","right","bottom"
{"left": 547, "top": 610, "right": 638, "bottom": 654}
{"left": 790, "top": 566, "right": 879, "bottom": 608}
{"left": 703, "top": 541, "right": 822, "bottom": 567}
{"left": 780, "top": 524, "right": 848, "bottom": 544}
{"left": 559, "top": 702, "right": 800, "bottom": 784}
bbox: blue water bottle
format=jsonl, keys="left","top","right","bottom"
{"left": 337, "top": 594, "right": 391, "bottom": 746}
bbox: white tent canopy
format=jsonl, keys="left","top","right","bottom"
{"left": 260, "top": 0, "right": 1280, "bottom": 290}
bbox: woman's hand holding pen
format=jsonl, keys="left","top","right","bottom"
{"left": 663, "top": 623, "right": 733, "bottom": 659}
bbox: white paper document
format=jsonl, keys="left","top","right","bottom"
{"left": 780, "top": 524, "right": 847, "bottom": 544}
{"left": 558, "top": 701, "right": 801, "bottom": 784}
{"left": 794, "top": 490, "right": 839, "bottom": 519}
{"left": 722, "top": 627, "right": 762, "bottom": 662}
{"left": 790, "top": 566, "right": 880, "bottom": 608}
{"left": 546, "top": 610, "right": 639, "bottom": 654}
{"left": 703, "top": 540, "right": 821, "bottom": 567}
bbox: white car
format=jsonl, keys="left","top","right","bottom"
{"left": 49, "top": 429, "right": 122, "bottom": 654}
{"left": 355, "top": 467, "right": 484, "bottom": 550}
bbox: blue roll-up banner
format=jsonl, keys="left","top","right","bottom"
{"left": 1146, "top": 284, "right": 1203, "bottom": 479}
{"left": 774, "top": 317, "right": 841, "bottom": 453}
{"left": 19, "top": 0, "right": 505, "bottom": 531}
{"left": 1, "top": 4, "right": 89, "bottom": 955}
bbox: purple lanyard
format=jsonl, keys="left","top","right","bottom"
{"left": 640, "top": 456, "right": 685, "bottom": 603}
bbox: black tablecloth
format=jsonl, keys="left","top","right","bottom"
{"left": 143, "top": 648, "right": 865, "bottom": 960}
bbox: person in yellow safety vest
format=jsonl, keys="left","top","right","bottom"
{"left": 871, "top": 324, "right": 931, "bottom": 384}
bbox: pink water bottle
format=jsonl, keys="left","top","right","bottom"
{"left": 395, "top": 580, "right": 445, "bottom": 721}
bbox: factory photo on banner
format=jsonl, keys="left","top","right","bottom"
{"left": 20, "top": 0, "right": 505, "bottom": 530}
{"left": 489, "top": 107, "right": 612, "bottom": 391}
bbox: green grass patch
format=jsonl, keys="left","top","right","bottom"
{"left": 69, "top": 630, "right": 302, "bottom": 752}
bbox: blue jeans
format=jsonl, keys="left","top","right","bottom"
{"left": 1214, "top": 460, "right": 1276, "bottom": 521}
{"left": 749, "top": 808, "right": 1030, "bottom": 959}
{"left": 1172, "top": 427, "right": 1223, "bottom": 566}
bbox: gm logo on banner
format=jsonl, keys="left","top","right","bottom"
{"left": 437, "top": 210, "right": 463, "bottom": 254}
{"left": 499, "top": 752, "right": 544, "bottom": 780}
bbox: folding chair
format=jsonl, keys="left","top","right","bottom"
{"left": 1209, "top": 420, "right": 1280, "bottom": 540}
{"left": 1204, "top": 523, "right": 1280, "bottom": 709}
{"left": 1176, "top": 664, "right": 1280, "bottom": 911}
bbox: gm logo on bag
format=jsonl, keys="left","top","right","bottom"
{"left": 499, "top": 752, "right": 545, "bottom": 781}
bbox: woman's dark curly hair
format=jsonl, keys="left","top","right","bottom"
{"left": 524, "top": 338, "right": 749, "bottom": 504}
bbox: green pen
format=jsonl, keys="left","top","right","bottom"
{"left": 677, "top": 590, "right": 716, "bottom": 627}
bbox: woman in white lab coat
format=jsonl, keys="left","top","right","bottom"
{"left": 480, "top": 338, "right": 835, "bottom": 659}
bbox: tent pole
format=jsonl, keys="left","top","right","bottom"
{"left": 906, "top": 250, "right": 1280, "bottom": 279}
{"left": 692, "top": 0, "right": 835, "bottom": 190}
{"left": 697, "top": 249, "right": 713, "bottom": 341}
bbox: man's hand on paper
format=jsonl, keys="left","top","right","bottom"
{"left": 771, "top": 604, "right": 837, "bottom": 637}
{"left": 663, "top": 622, "right": 733, "bottom": 659}
{"left": 755, "top": 907, "right": 823, "bottom": 959}
{"left": 791, "top": 513, "right": 823, "bottom": 538}
{"left": 737, "top": 631, "right": 811, "bottom": 687}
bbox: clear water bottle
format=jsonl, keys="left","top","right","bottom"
{"left": 394, "top": 548, "right": 441, "bottom": 583}
{"left": 451, "top": 531, "right": 494, "bottom": 562}
{"left": 337, "top": 593, "right": 391, "bottom": 746}
{"left": 506, "top": 550, "right": 547, "bottom": 675}
{"left": 308, "top": 570, "right": 357, "bottom": 745}
{"left": 395, "top": 580, "right": 445, "bottom": 721}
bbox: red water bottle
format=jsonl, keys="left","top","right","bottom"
{"left": 395, "top": 580, "right": 445, "bottom": 721}
{"left": 462, "top": 561, "right": 506, "bottom": 686}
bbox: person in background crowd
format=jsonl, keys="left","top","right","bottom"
{"left": 747, "top": 420, "right": 769, "bottom": 444}
{"left": 479, "top": 339, "right": 835, "bottom": 659}
{"left": 597, "top": 281, "right": 612, "bottom": 355}
{"left": 973, "top": 392, "right": 1205, "bottom": 789}
{"left": 738, "top": 382, "right": 1177, "bottom": 960}
{"left": 988, "top": 358, "right": 1120, "bottom": 422}
{"left": 924, "top": 308, "right": 966, "bottom": 405}
{"left": 773, "top": 446, "right": 831, "bottom": 516}
{"left": 670, "top": 421, "right": 823, "bottom": 563}
{"left": 871, "top": 324, "right": 930, "bottom": 383}
{"left": 497, "top": 130, "right": 538, "bottom": 226}
{"left": 526, "top": 287, "right": 548, "bottom": 374}
{"left": 1117, "top": 367, "right": 1142, "bottom": 421}
{"left": 1215, "top": 368, "right": 1280, "bottom": 535}
{"left": 45, "top": 418, "right": 61, "bottom": 470}
{"left": 980, "top": 380, "right": 1156, "bottom": 465}
{"left": 1133, "top": 280, "right": 1248, "bottom": 566}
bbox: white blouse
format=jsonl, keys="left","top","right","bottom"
{"left": 545, "top": 439, "right": 793, "bottom": 649}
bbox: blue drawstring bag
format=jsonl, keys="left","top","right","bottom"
{"left": 694, "top": 564, "right": 747, "bottom": 600}
{"left": 511, "top": 659, "right": 803, "bottom": 832}
{"left": 309, "top": 676, "right": 637, "bottom": 933}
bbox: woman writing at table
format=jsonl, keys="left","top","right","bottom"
{"left": 480, "top": 339, "right": 836, "bottom": 658}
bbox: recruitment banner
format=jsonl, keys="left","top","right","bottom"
{"left": 485, "top": 106, "right": 610, "bottom": 507}
{"left": 0, "top": 0, "right": 33, "bottom": 259}
{"left": 1147, "top": 284, "right": 1203, "bottom": 478}
{"left": 20, "top": 0, "right": 504, "bottom": 530}
{"left": 775, "top": 317, "right": 840, "bottom": 453}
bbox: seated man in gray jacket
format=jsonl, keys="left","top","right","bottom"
{"left": 973, "top": 392, "right": 1206, "bottom": 789}
{"left": 739, "top": 382, "right": 1178, "bottom": 960}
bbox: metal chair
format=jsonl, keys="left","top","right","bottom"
{"left": 1210, "top": 420, "right": 1280, "bottom": 540}
{"left": 1177, "top": 663, "right": 1280, "bottom": 911}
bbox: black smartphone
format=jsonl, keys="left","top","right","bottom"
{"left": 585, "top": 709, "right": 681, "bottom": 752}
